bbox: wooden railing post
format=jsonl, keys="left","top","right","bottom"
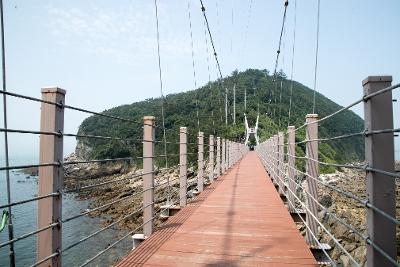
{"left": 209, "top": 135, "right": 214, "bottom": 182}
{"left": 273, "top": 134, "right": 278, "bottom": 185}
{"left": 221, "top": 138, "right": 226, "bottom": 173}
{"left": 180, "top": 127, "right": 188, "bottom": 207}
{"left": 230, "top": 141, "right": 232, "bottom": 167}
{"left": 270, "top": 138, "right": 273, "bottom": 172}
{"left": 363, "top": 76, "right": 396, "bottom": 267}
{"left": 234, "top": 142, "right": 238, "bottom": 164}
{"left": 271, "top": 137, "right": 276, "bottom": 181}
{"left": 37, "top": 87, "right": 65, "bottom": 267}
{"left": 265, "top": 141, "right": 269, "bottom": 166}
{"left": 265, "top": 139, "right": 269, "bottom": 175}
{"left": 197, "top": 131, "right": 204, "bottom": 192}
{"left": 237, "top": 143, "right": 239, "bottom": 162}
{"left": 278, "top": 132, "right": 284, "bottom": 195}
{"left": 216, "top": 137, "right": 221, "bottom": 177}
{"left": 227, "top": 140, "right": 230, "bottom": 169}
{"left": 143, "top": 116, "right": 155, "bottom": 237}
{"left": 224, "top": 140, "right": 227, "bottom": 170}
{"left": 225, "top": 139, "right": 229, "bottom": 172}
{"left": 287, "top": 126, "right": 296, "bottom": 213}
{"left": 231, "top": 141, "right": 233, "bottom": 167}
{"left": 305, "top": 114, "right": 319, "bottom": 247}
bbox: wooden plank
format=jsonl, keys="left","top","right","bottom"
{"left": 117, "top": 152, "right": 317, "bottom": 267}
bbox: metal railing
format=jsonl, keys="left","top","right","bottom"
{"left": 256, "top": 76, "right": 399, "bottom": 267}
{"left": 0, "top": 87, "right": 247, "bottom": 267}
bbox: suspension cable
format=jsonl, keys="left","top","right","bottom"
{"left": 278, "top": 24, "right": 287, "bottom": 128}
{"left": 187, "top": 0, "right": 200, "bottom": 132}
{"left": 199, "top": 0, "right": 223, "bottom": 80}
{"left": 152, "top": 0, "right": 176, "bottom": 205}
{"left": 203, "top": 16, "right": 216, "bottom": 135}
{"left": 0, "top": 0, "right": 15, "bottom": 263}
{"left": 200, "top": 0, "right": 225, "bottom": 130}
{"left": 241, "top": 0, "right": 253, "bottom": 67}
{"left": 287, "top": 0, "right": 297, "bottom": 127}
{"left": 312, "top": 0, "right": 321, "bottom": 113}
{"left": 271, "top": 0, "right": 289, "bottom": 124}
{"left": 154, "top": 0, "right": 169, "bottom": 171}
{"left": 230, "top": 0, "right": 234, "bottom": 56}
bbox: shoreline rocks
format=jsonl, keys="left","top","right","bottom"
{"left": 17, "top": 156, "right": 400, "bottom": 265}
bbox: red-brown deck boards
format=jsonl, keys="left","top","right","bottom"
{"left": 116, "top": 152, "right": 317, "bottom": 267}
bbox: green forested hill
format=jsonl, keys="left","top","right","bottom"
{"left": 77, "top": 69, "right": 364, "bottom": 172}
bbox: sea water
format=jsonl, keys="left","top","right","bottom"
{"left": 0, "top": 158, "right": 131, "bottom": 267}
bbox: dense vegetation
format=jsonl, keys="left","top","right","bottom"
{"left": 77, "top": 69, "right": 364, "bottom": 172}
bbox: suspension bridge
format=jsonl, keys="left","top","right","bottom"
{"left": 0, "top": 0, "right": 399, "bottom": 267}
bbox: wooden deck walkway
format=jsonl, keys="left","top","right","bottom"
{"left": 117, "top": 152, "right": 317, "bottom": 266}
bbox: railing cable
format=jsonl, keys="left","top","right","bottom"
{"left": 0, "top": 90, "right": 156, "bottom": 128}
{"left": 293, "top": 82, "right": 400, "bottom": 132}
{"left": 259, "top": 149, "right": 400, "bottom": 265}
{"left": 62, "top": 203, "right": 149, "bottom": 253}
{"left": 261, "top": 154, "right": 360, "bottom": 266}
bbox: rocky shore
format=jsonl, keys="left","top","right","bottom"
{"left": 19, "top": 156, "right": 399, "bottom": 266}
{"left": 299, "top": 162, "right": 400, "bottom": 266}
{"left": 62, "top": 153, "right": 206, "bottom": 231}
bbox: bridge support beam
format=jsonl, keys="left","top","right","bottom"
{"left": 143, "top": 116, "right": 155, "bottom": 237}
{"left": 363, "top": 76, "right": 396, "bottom": 267}
{"left": 37, "top": 87, "right": 65, "bottom": 267}
{"left": 180, "top": 127, "right": 188, "bottom": 207}
{"left": 305, "top": 114, "right": 319, "bottom": 248}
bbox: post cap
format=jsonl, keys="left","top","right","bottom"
{"left": 143, "top": 116, "right": 155, "bottom": 122}
{"left": 362, "top": 76, "right": 392, "bottom": 86}
{"left": 41, "top": 86, "right": 66, "bottom": 95}
{"left": 198, "top": 131, "right": 204, "bottom": 137}
{"left": 288, "top": 125, "right": 295, "bottom": 130}
{"left": 305, "top": 114, "right": 318, "bottom": 119}
{"left": 180, "top": 127, "right": 187, "bottom": 133}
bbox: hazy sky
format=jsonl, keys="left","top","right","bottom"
{"left": 0, "top": 0, "right": 398, "bottom": 159}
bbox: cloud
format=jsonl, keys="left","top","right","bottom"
{"left": 45, "top": 2, "right": 205, "bottom": 67}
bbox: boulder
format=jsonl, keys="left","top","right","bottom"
{"left": 319, "top": 194, "right": 332, "bottom": 208}
{"left": 339, "top": 255, "right": 351, "bottom": 267}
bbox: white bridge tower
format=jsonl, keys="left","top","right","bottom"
{"left": 244, "top": 113, "right": 259, "bottom": 146}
